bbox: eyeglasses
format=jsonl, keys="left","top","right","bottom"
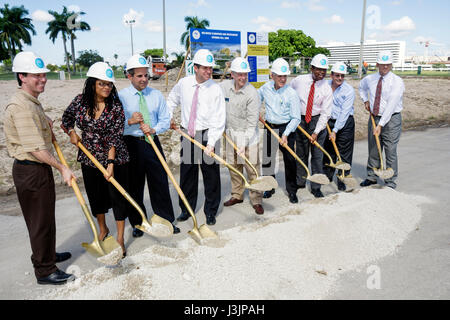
{"left": 97, "top": 81, "right": 113, "bottom": 88}
{"left": 333, "top": 74, "right": 345, "bottom": 79}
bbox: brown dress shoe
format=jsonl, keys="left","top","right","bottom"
{"left": 224, "top": 197, "right": 243, "bottom": 207}
{"left": 253, "top": 204, "right": 264, "bottom": 215}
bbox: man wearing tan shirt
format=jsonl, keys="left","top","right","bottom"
{"left": 3, "top": 52, "right": 76, "bottom": 285}
{"left": 220, "top": 57, "right": 264, "bottom": 215}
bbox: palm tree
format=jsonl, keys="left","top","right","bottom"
{"left": 0, "top": 4, "right": 36, "bottom": 62}
{"left": 180, "top": 16, "right": 210, "bottom": 51}
{"left": 46, "top": 6, "right": 72, "bottom": 73}
{"left": 171, "top": 51, "right": 185, "bottom": 68}
{"left": 68, "top": 10, "right": 90, "bottom": 73}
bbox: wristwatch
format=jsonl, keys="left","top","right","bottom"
{"left": 106, "top": 159, "right": 115, "bottom": 165}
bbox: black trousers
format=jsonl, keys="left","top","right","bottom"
{"left": 124, "top": 135, "right": 175, "bottom": 226}
{"left": 12, "top": 160, "right": 57, "bottom": 279}
{"left": 81, "top": 163, "right": 130, "bottom": 221}
{"left": 323, "top": 116, "right": 355, "bottom": 181}
{"left": 262, "top": 122, "right": 298, "bottom": 194}
{"left": 295, "top": 115, "right": 327, "bottom": 191}
{"left": 179, "top": 129, "right": 221, "bottom": 218}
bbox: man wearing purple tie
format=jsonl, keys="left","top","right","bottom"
{"left": 167, "top": 49, "right": 226, "bottom": 225}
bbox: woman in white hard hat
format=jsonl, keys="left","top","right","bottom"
{"left": 62, "top": 62, "right": 130, "bottom": 257}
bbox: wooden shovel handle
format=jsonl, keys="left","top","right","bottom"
{"left": 326, "top": 123, "right": 342, "bottom": 162}
{"left": 296, "top": 124, "right": 333, "bottom": 164}
{"left": 370, "top": 114, "right": 384, "bottom": 170}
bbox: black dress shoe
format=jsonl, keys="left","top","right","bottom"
{"left": 263, "top": 188, "right": 275, "bottom": 198}
{"left": 177, "top": 211, "right": 190, "bottom": 222}
{"left": 37, "top": 269, "right": 75, "bottom": 285}
{"left": 360, "top": 179, "right": 377, "bottom": 187}
{"left": 172, "top": 224, "right": 180, "bottom": 234}
{"left": 132, "top": 228, "right": 144, "bottom": 238}
{"left": 337, "top": 180, "right": 346, "bottom": 191}
{"left": 311, "top": 189, "right": 324, "bottom": 198}
{"left": 288, "top": 193, "right": 298, "bottom": 204}
{"left": 55, "top": 252, "right": 72, "bottom": 263}
{"left": 206, "top": 215, "right": 216, "bottom": 225}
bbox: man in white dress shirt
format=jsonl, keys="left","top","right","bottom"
{"left": 167, "top": 49, "right": 226, "bottom": 225}
{"left": 359, "top": 50, "right": 404, "bottom": 189}
{"left": 290, "top": 54, "right": 333, "bottom": 198}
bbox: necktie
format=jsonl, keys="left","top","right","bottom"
{"left": 305, "top": 80, "right": 316, "bottom": 123}
{"left": 137, "top": 91, "right": 152, "bottom": 142}
{"left": 188, "top": 84, "right": 199, "bottom": 137}
{"left": 373, "top": 76, "right": 383, "bottom": 116}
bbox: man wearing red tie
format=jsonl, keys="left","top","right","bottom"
{"left": 359, "top": 50, "right": 404, "bottom": 189}
{"left": 290, "top": 54, "right": 333, "bottom": 198}
{"left": 167, "top": 49, "right": 226, "bottom": 225}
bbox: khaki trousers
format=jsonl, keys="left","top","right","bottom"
{"left": 225, "top": 142, "right": 262, "bottom": 205}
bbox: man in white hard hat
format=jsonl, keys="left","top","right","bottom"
{"left": 220, "top": 57, "right": 264, "bottom": 214}
{"left": 290, "top": 53, "right": 333, "bottom": 198}
{"left": 119, "top": 54, "right": 179, "bottom": 236}
{"left": 167, "top": 49, "right": 226, "bottom": 225}
{"left": 323, "top": 62, "right": 355, "bottom": 191}
{"left": 359, "top": 50, "right": 404, "bottom": 189}
{"left": 258, "top": 57, "right": 301, "bottom": 204}
{"left": 3, "top": 52, "right": 76, "bottom": 285}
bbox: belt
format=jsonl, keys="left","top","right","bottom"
{"left": 15, "top": 159, "right": 42, "bottom": 165}
{"left": 374, "top": 112, "right": 400, "bottom": 118}
{"left": 266, "top": 122, "right": 288, "bottom": 129}
{"left": 126, "top": 135, "right": 146, "bottom": 141}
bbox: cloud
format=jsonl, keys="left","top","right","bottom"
{"left": 68, "top": 5, "right": 81, "bottom": 13}
{"left": 251, "top": 16, "right": 288, "bottom": 32}
{"left": 280, "top": 1, "right": 301, "bottom": 8}
{"left": 324, "top": 14, "right": 344, "bottom": 24}
{"left": 390, "top": 0, "right": 402, "bottom": 5}
{"left": 122, "top": 8, "right": 145, "bottom": 27}
{"left": 31, "top": 10, "right": 54, "bottom": 22}
{"left": 189, "top": 0, "right": 209, "bottom": 8}
{"left": 306, "top": 0, "right": 325, "bottom": 11}
{"left": 383, "top": 16, "right": 415, "bottom": 36}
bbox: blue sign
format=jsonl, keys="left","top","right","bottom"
{"left": 190, "top": 28, "right": 241, "bottom": 44}
{"left": 247, "top": 56, "right": 257, "bottom": 82}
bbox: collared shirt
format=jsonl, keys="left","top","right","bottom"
{"left": 220, "top": 79, "right": 260, "bottom": 147}
{"left": 119, "top": 85, "right": 171, "bottom": 136}
{"left": 289, "top": 74, "right": 333, "bottom": 134}
{"left": 166, "top": 75, "right": 226, "bottom": 146}
{"left": 257, "top": 80, "right": 301, "bottom": 136}
{"left": 328, "top": 80, "right": 355, "bottom": 133}
{"left": 359, "top": 71, "right": 404, "bottom": 127}
{"left": 3, "top": 89, "right": 53, "bottom": 162}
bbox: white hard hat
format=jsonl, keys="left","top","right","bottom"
{"left": 311, "top": 54, "right": 329, "bottom": 69}
{"left": 86, "top": 62, "right": 116, "bottom": 82}
{"left": 270, "top": 58, "right": 290, "bottom": 75}
{"left": 12, "top": 51, "right": 50, "bottom": 73}
{"left": 331, "top": 61, "right": 347, "bottom": 74}
{"left": 230, "top": 57, "right": 251, "bottom": 73}
{"left": 377, "top": 50, "right": 393, "bottom": 64}
{"left": 193, "top": 49, "right": 215, "bottom": 67}
{"left": 126, "top": 54, "right": 149, "bottom": 71}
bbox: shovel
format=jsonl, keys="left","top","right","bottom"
{"left": 325, "top": 124, "right": 358, "bottom": 189}
{"left": 297, "top": 124, "right": 351, "bottom": 171}
{"left": 141, "top": 123, "right": 217, "bottom": 243}
{"left": 51, "top": 133, "right": 121, "bottom": 261}
{"left": 60, "top": 125, "right": 174, "bottom": 237}
{"left": 172, "top": 123, "right": 273, "bottom": 192}
{"left": 370, "top": 114, "right": 395, "bottom": 180}
{"left": 222, "top": 132, "right": 278, "bottom": 190}
{"left": 259, "top": 117, "right": 330, "bottom": 185}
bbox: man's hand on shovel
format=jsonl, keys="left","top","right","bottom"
{"left": 309, "top": 132, "right": 318, "bottom": 144}
{"left": 373, "top": 124, "right": 382, "bottom": 137}
{"left": 140, "top": 122, "right": 156, "bottom": 135}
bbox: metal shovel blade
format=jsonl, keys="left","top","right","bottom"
{"left": 334, "top": 161, "right": 352, "bottom": 171}
{"left": 339, "top": 175, "right": 358, "bottom": 189}
{"left": 247, "top": 175, "right": 279, "bottom": 191}
{"left": 374, "top": 167, "right": 395, "bottom": 180}
{"left": 136, "top": 215, "right": 174, "bottom": 238}
{"left": 308, "top": 173, "right": 331, "bottom": 185}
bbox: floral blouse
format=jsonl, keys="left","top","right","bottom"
{"left": 62, "top": 94, "right": 129, "bottom": 167}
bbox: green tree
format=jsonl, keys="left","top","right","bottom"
{"left": 67, "top": 10, "right": 90, "bottom": 73}
{"left": 46, "top": 6, "right": 72, "bottom": 73}
{"left": 76, "top": 49, "right": 103, "bottom": 68}
{"left": 142, "top": 48, "right": 164, "bottom": 58}
{"left": 180, "top": 16, "right": 210, "bottom": 50}
{"left": 170, "top": 51, "right": 185, "bottom": 68}
{"left": 0, "top": 4, "right": 36, "bottom": 62}
{"left": 268, "top": 29, "right": 330, "bottom": 61}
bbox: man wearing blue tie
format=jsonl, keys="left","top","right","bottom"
{"left": 119, "top": 54, "right": 179, "bottom": 236}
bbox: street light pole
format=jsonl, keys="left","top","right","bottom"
{"left": 163, "top": 0, "right": 166, "bottom": 62}
{"left": 126, "top": 19, "right": 135, "bottom": 56}
{"left": 358, "top": 0, "right": 367, "bottom": 79}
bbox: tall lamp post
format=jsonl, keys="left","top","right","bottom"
{"left": 125, "top": 19, "right": 135, "bottom": 56}
{"left": 358, "top": 0, "right": 367, "bottom": 79}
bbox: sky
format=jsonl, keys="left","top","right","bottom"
{"left": 7, "top": 0, "right": 450, "bottom": 66}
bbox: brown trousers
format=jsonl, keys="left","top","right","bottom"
{"left": 12, "top": 160, "right": 57, "bottom": 279}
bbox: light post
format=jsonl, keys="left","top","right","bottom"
{"left": 125, "top": 19, "right": 135, "bottom": 55}
{"left": 358, "top": 0, "right": 367, "bottom": 79}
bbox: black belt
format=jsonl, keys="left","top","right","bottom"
{"left": 266, "top": 122, "right": 288, "bottom": 129}
{"left": 15, "top": 159, "right": 42, "bottom": 165}
{"left": 374, "top": 112, "right": 400, "bottom": 118}
{"left": 126, "top": 135, "right": 146, "bottom": 141}
{"left": 329, "top": 115, "right": 354, "bottom": 122}
{"left": 301, "top": 114, "right": 320, "bottom": 120}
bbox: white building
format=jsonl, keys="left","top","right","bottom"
{"left": 320, "top": 40, "right": 406, "bottom": 67}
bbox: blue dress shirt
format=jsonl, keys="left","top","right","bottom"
{"left": 328, "top": 80, "right": 355, "bottom": 133}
